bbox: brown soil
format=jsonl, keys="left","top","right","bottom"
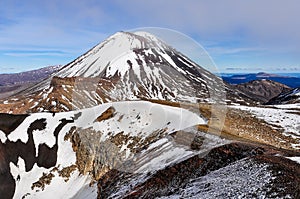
{"left": 95, "top": 107, "right": 116, "bottom": 122}
{"left": 143, "top": 99, "right": 299, "bottom": 151}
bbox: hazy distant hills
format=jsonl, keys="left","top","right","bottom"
{"left": 222, "top": 72, "right": 300, "bottom": 88}
{"left": 0, "top": 65, "right": 61, "bottom": 85}
{"left": 0, "top": 65, "right": 61, "bottom": 99}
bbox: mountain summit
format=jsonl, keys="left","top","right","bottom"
{"left": 0, "top": 31, "right": 251, "bottom": 113}
{"left": 58, "top": 31, "right": 175, "bottom": 77}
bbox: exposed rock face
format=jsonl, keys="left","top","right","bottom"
{"left": 233, "top": 79, "right": 291, "bottom": 103}
{"left": 31, "top": 172, "right": 55, "bottom": 191}
{"left": 65, "top": 127, "right": 126, "bottom": 182}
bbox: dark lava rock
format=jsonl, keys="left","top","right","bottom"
{"left": 97, "top": 142, "right": 300, "bottom": 199}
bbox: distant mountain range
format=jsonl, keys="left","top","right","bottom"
{"left": 1, "top": 65, "right": 298, "bottom": 106}
{"left": 0, "top": 65, "right": 61, "bottom": 86}
{"left": 222, "top": 72, "right": 300, "bottom": 88}
{"left": 0, "top": 65, "right": 61, "bottom": 99}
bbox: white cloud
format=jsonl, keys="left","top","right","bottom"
{"left": 4, "top": 52, "right": 67, "bottom": 57}
{"left": 208, "top": 47, "right": 267, "bottom": 55}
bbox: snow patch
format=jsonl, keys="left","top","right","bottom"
{"left": 0, "top": 129, "right": 7, "bottom": 143}
{"left": 286, "top": 156, "right": 300, "bottom": 164}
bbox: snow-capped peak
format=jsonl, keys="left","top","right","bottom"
{"left": 56, "top": 31, "right": 173, "bottom": 78}
{"left": 133, "top": 31, "right": 170, "bottom": 49}
{"left": 46, "top": 30, "right": 223, "bottom": 104}
{"left": 1, "top": 31, "right": 240, "bottom": 112}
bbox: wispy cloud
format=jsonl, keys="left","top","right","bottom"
{"left": 208, "top": 47, "right": 267, "bottom": 55}
{"left": 0, "top": 67, "right": 16, "bottom": 72}
{"left": 225, "top": 67, "right": 264, "bottom": 71}
{"left": 115, "top": 0, "right": 300, "bottom": 52}
{"left": 225, "top": 66, "right": 300, "bottom": 73}
{"left": 4, "top": 50, "right": 68, "bottom": 57}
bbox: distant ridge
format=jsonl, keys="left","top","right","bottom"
{"left": 0, "top": 65, "right": 61, "bottom": 99}
{"left": 222, "top": 72, "right": 300, "bottom": 88}
{"left": 0, "top": 65, "right": 61, "bottom": 85}
{"left": 267, "top": 87, "right": 300, "bottom": 104}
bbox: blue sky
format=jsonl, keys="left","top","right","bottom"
{"left": 1, "top": 0, "right": 300, "bottom": 73}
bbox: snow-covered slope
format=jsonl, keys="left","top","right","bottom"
{"left": 0, "top": 101, "right": 205, "bottom": 198}
{"left": 58, "top": 31, "right": 173, "bottom": 78}
{"left": 96, "top": 142, "right": 300, "bottom": 199}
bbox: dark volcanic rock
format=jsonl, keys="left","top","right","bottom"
{"left": 0, "top": 113, "right": 28, "bottom": 135}
{"left": 0, "top": 114, "right": 73, "bottom": 199}
{"left": 97, "top": 142, "right": 300, "bottom": 199}
{"left": 254, "top": 155, "right": 300, "bottom": 198}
